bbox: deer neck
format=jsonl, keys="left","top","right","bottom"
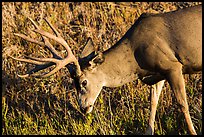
{"left": 96, "top": 38, "right": 140, "bottom": 87}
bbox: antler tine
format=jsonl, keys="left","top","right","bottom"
{"left": 16, "top": 56, "right": 76, "bottom": 78}
{"left": 44, "top": 18, "right": 61, "bottom": 37}
{"left": 17, "top": 62, "right": 54, "bottom": 78}
{"left": 9, "top": 55, "right": 46, "bottom": 65}
{"left": 28, "top": 17, "right": 62, "bottom": 59}
{"left": 33, "top": 26, "right": 71, "bottom": 53}
{"left": 14, "top": 32, "right": 61, "bottom": 60}
{"left": 28, "top": 17, "right": 40, "bottom": 29}
{"left": 33, "top": 18, "right": 74, "bottom": 58}
{"left": 9, "top": 55, "right": 55, "bottom": 78}
{"left": 14, "top": 33, "right": 44, "bottom": 46}
{"left": 24, "top": 55, "right": 60, "bottom": 63}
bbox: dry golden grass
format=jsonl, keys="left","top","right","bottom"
{"left": 2, "top": 2, "right": 202, "bottom": 135}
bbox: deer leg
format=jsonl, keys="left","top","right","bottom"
{"left": 145, "top": 80, "right": 165, "bottom": 135}
{"left": 167, "top": 66, "right": 197, "bottom": 135}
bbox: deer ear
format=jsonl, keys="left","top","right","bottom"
{"left": 80, "top": 37, "right": 95, "bottom": 58}
{"left": 89, "top": 52, "right": 105, "bottom": 69}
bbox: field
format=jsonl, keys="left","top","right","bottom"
{"left": 2, "top": 2, "right": 202, "bottom": 135}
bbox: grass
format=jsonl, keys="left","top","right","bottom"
{"left": 2, "top": 2, "right": 202, "bottom": 135}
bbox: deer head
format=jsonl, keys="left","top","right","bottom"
{"left": 77, "top": 51, "right": 106, "bottom": 113}
{"left": 10, "top": 17, "right": 105, "bottom": 114}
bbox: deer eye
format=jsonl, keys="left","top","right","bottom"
{"left": 81, "top": 80, "right": 87, "bottom": 87}
{"left": 80, "top": 88, "right": 87, "bottom": 95}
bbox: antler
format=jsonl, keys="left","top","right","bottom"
{"left": 10, "top": 17, "right": 82, "bottom": 78}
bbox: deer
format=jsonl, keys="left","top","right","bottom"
{"left": 10, "top": 5, "right": 201, "bottom": 135}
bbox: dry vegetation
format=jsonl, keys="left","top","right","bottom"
{"left": 2, "top": 2, "right": 202, "bottom": 135}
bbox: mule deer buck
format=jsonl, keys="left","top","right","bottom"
{"left": 10, "top": 5, "right": 201, "bottom": 135}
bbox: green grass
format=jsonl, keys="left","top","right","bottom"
{"left": 2, "top": 2, "right": 202, "bottom": 135}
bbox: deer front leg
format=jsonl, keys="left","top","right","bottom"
{"left": 167, "top": 66, "right": 197, "bottom": 135}
{"left": 145, "top": 80, "right": 165, "bottom": 135}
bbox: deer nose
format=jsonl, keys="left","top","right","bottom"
{"left": 80, "top": 105, "right": 93, "bottom": 114}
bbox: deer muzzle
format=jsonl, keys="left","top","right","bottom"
{"left": 80, "top": 105, "right": 93, "bottom": 114}
{"left": 78, "top": 96, "right": 94, "bottom": 114}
